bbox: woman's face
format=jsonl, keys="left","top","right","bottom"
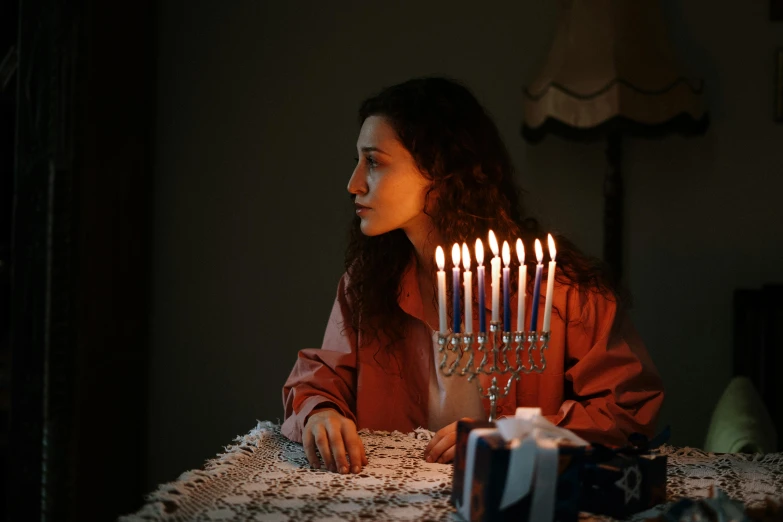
{"left": 347, "top": 116, "right": 432, "bottom": 237}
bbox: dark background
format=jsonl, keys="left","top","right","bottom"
{"left": 3, "top": 0, "right": 782, "bottom": 520}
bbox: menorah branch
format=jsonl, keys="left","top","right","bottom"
{"left": 437, "top": 321, "right": 550, "bottom": 422}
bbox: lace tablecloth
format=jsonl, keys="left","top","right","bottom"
{"left": 120, "top": 421, "right": 783, "bottom": 522}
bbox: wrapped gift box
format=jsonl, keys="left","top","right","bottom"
{"left": 450, "top": 412, "right": 668, "bottom": 522}
{"left": 451, "top": 418, "right": 584, "bottom": 522}
{"left": 451, "top": 418, "right": 494, "bottom": 514}
{"left": 579, "top": 449, "right": 667, "bottom": 519}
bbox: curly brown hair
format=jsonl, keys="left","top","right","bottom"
{"left": 345, "top": 77, "right": 622, "bottom": 349}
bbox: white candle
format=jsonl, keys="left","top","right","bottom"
{"left": 542, "top": 234, "right": 557, "bottom": 333}
{"left": 476, "top": 239, "right": 486, "bottom": 333}
{"left": 435, "top": 246, "right": 447, "bottom": 333}
{"left": 502, "top": 241, "right": 511, "bottom": 333}
{"left": 488, "top": 230, "right": 501, "bottom": 323}
{"left": 516, "top": 239, "right": 526, "bottom": 332}
{"left": 452, "top": 243, "right": 462, "bottom": 334}
{"left": 462, "top": 243, "right": 472, "bottom": 334}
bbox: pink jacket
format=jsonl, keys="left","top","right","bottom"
{"left": 282, "top": 261, "right": 664, "bottom": 446}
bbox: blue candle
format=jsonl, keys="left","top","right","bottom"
{"left": 452, "top": 243, "right": 461, "bottom": 333}
{"left": 502, "top": 241, "right": 511, "bottom": 332}
{"left": 529, "top": 239, "right": 544, "bottom": 332}
{"left": 476, "top": 239, "right": 486, "bottom": 333}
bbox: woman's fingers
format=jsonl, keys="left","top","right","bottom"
{"left": 426, "top": 429, "right": 458, "bottom": 463}
{"left": 426, "top": 417, "right": 472, "bottom": 463}
{"left": 303, "top": 410, "right": 371, "bottom": 473}
{"left": 303, "top": 427, "right": 322, "bottom": 469}
{"left": 424, "top": 433, "right": 440, "bottom": 458}
{"left": 327, "top": 423, "right": 351, "bottom": 474}
{"left": 437, "top": 445, "right": 456, "bottom": 464}
{"left": 314, "top": 427, "right": 336, "bottom": 472}
{"left": 424, "top": 422, "right": 451, "bottom": 458}
{"left": 341, "top": 422, "right": 366, "bottom": 473}
{"left": 424, "top": 420, "right": 458, "bottom": 461}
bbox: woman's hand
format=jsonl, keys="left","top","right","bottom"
{"left": 423, "top": 418, "right": 470, "bottom": 464}
{"left": 303, "top": 408, "right": 368, "bottom": 474}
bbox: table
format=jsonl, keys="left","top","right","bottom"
{"left": 120, "top": 421, "right": 783, "bottom": 521}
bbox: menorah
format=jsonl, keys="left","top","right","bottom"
{"left": 437, "top": 321, "right": 549, "bottom": 422}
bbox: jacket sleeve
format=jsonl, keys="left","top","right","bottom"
{"left": 546, "top": 288, "right": 665, "bottom": 446}
{"left": 281, "top": 274, "right": 359, "bottom": 443}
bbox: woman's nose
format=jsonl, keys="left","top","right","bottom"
{"left": 347, "top": 165, "right": 367, "bottom": 195}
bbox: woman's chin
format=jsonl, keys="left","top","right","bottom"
{"left": 359, "top": 221, "right": 388, "bottom": 237}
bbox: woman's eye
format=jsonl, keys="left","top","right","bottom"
{"left": 353, "top": 155, "right": 378, "bottom": 168}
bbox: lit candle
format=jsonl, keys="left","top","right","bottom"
{"left": 488, "top": 230, "right": 501, "bottom": 324}
{"left": 502, "top": 241, "right": 511, "bottom": 332}
{"left": 435, "top": 246, "right": 447, "bottom": 333}
{"left": 475, "top": 239, "right": 486, "bottom": 333}
{"left": 542, "top": 234, "right": 557, "bottom": 333}
{"left": 452, "top": 243, "right": 462, "bottom": 334}
{"left": 516, "top": 239, "right": 526, "bottom": 333}
{"left": 462, "top": 243, "right": 473, "bottom": 334}
{"left": 529, "top": 239, "right": 544, "bottom": 332}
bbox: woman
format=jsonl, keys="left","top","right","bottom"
{"left": 281, "top": 77, "right": 664, "bottom": 475}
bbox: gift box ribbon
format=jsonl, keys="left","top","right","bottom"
{"left": 459, "top": 408, "right": 589, "bottom": 521}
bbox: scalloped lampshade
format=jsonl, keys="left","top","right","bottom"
{"left": 523, "top": 0, "right": 708, "bottom": 142}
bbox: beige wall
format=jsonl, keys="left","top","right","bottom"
{"left": 149, "top": 0, "right": 783, "bottom": 488}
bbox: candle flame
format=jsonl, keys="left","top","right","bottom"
{"left": 462, "top": 243, "right": 471, "bottom": 270}
{"left": 475, "top": 238, "right": 484, "bottom": 265}
{"left": 435, "top": 246, "right": 445, "bottom": 270}
{"left": 548, "top": 233, "right": 556, "bottom": 262}
{"left": 535, "top": 239, "right": 543, "bottom": 263}
{"left": 488, "top": 230, "right": 499, "bottom": 256}
{"left": 516, "top": 238, "right": 525, "bottom": 265}
{"left": 452, "top": 243, "right": 461, "bottom": 268}
{"left": 502, "top": 241, "right": 510, "bottom": 267}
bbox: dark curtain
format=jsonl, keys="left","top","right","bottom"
{"left": 8, "top": 0, "right": 155, "bottom": 519}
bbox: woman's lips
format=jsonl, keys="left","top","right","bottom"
{"left": 355, "top": 203, "right": 370, "bottom": 215}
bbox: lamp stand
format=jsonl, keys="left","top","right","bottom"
{"left": 604, "top": 132, "right": 623, "bottom": 279}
